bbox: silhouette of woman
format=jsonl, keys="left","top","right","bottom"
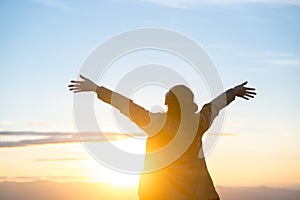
{"left": 69, "top": 75, "right": 256, "bottom": 200}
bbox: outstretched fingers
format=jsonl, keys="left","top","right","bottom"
{"left": 246, "top": 90, "right": 256, "bottom": 95}
{"left": 70, "top": 80, "right": 83, "bottom": 84}
{"left": 241, "top": 96, "right": 249, "bottom": 100}
{"left": 68, "top": 79, "right": 84, "bottom": 91}
{"left": 245, "top": 87, "right": 256, "bottom": 91}
{"left": 68, "top": 81, "right": 81, "bottom": 92}
{"left": 234, "top": 81, "right": 257, "bottom": 100}
{"left": 244, "top": 87, "right": 256, "bottom": 99}
{"left": 68, "top": 74, "right": 97, "bottom": 93}
{"left": 69, "top": 86, "right": 79, "bottom": 90}
{"left": 245, "top": 93, "right": 255, "bottom": 99}
{"left": 245, "top": 87, "right": 257, "bottom": 98}
{"left": 69, "top": 87, "right": 80, "bottom": 92}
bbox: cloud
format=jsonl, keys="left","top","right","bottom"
{"left": 31, "top": 0, "right": 71, "bottom": 10}
{"left": 33, "top": 158, "right": 90, "bottom": 162}
{"left": 264, "top": 58, "right": 300, "bottom": 66}
{"left": 0, "top": 131, "right": 238, "bottom": 148}
{"left": 0, "top": 175, "right": 87, "bottom": 182}
{"left": 0, "top": 121, "right": 13, "bottom": 126}
{"left": 26, "top": 121, "right": 49, "bottom": 126}
{"left": 0, "top": 131, "right": 237, "bottom": 148}
{"left": 208, "top": 133, "right": 239, "bottom": 136}
{"left": 260, "top": 52, "right": 300, "bottom": 67}
{"left": 140, "top": 0, "right": 300, "bottom": 8}
{"left": 206, "top": 43, "right": 300, "bottom": 69}
{"left": 0, "top": 131, "right": 145, "bottom": 148}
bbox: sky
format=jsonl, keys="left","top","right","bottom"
{"left": 0, "top": 0, "right": 300, "bottom": 191}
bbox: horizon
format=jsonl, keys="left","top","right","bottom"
{"left": 1, "top": 180, "right": 300, "bottom": 200}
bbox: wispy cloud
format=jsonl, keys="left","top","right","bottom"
{"left": 208, "top": 133, "right": 239, "bottom": 136}
{"left": 33, "top": 158, "right": 90, "bottom": 162}
{"left": 0, "top": 175, "right": 88, "bottom": 182}
{"left": 263, "top": 58, "right": 300, "bottom": 66}
{"left": 26, "top": 121, "right": 49, "bottom": 126}
{"left": 0, "top": 131, "right": 237, "bottom": 148}
{"left": 207, "top": 42, "right": 300, "bottom": 69}
{"left": 260, "top": 52, "right": 300, "bottom": 67}
{"left": 31, "top": 0, "right": 72, "bottom": 10}
{"left": 0, "top": 131, "right": 145, "bottom": 148}
{"left": 141, "top": 0, "right": 300, "bottom": 8}
{"left": 0, "top": 121, "right": 13, "bottom": 126}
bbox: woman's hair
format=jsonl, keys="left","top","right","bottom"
{"left": 165, "top": 85, "right": 198, "bottom": 116}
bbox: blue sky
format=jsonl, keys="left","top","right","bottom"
{"left": 0, "top": 0, "right": 300, "bottom": 188}
{"left": 0, "top": 0, "right": 299, "bottom": 133}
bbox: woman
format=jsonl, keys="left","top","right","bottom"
{"left": 68, "top": 75, "right": 256, "bottom": 200}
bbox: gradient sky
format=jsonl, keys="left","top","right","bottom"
{"left": 0, "top": 0, "right": 300, "bottom": 189}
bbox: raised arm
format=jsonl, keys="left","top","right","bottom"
{"left": 199, "top": 81, "right": 256, "bottom": 134}
{"left": 68, "top": 75, "right": 151, "bottom": 127}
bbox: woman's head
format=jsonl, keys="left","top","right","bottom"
{"left": 165, "top": 85, "right": 198, "bottom": 116}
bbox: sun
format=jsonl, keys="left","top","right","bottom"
{"left": 102, "top": 170, "right": 140, "bottom": 187}
{"left": 83, "top": 139, "right": 146, "bottom": 187}
{"left": 85, "top": 160, "right": 140, "bottom": 186}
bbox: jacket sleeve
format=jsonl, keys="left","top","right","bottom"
{"left": 198, "top": 89, "right": 236, "bottom": 134}
{"left": 96, "top": 86, "right": 151, "bottom": 127}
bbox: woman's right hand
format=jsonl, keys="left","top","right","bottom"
{"left": 68, "top": 75, "right": 97, "bottom": 93}
{"left": 233, "top": 81, "right": 256, "bottom": 100}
